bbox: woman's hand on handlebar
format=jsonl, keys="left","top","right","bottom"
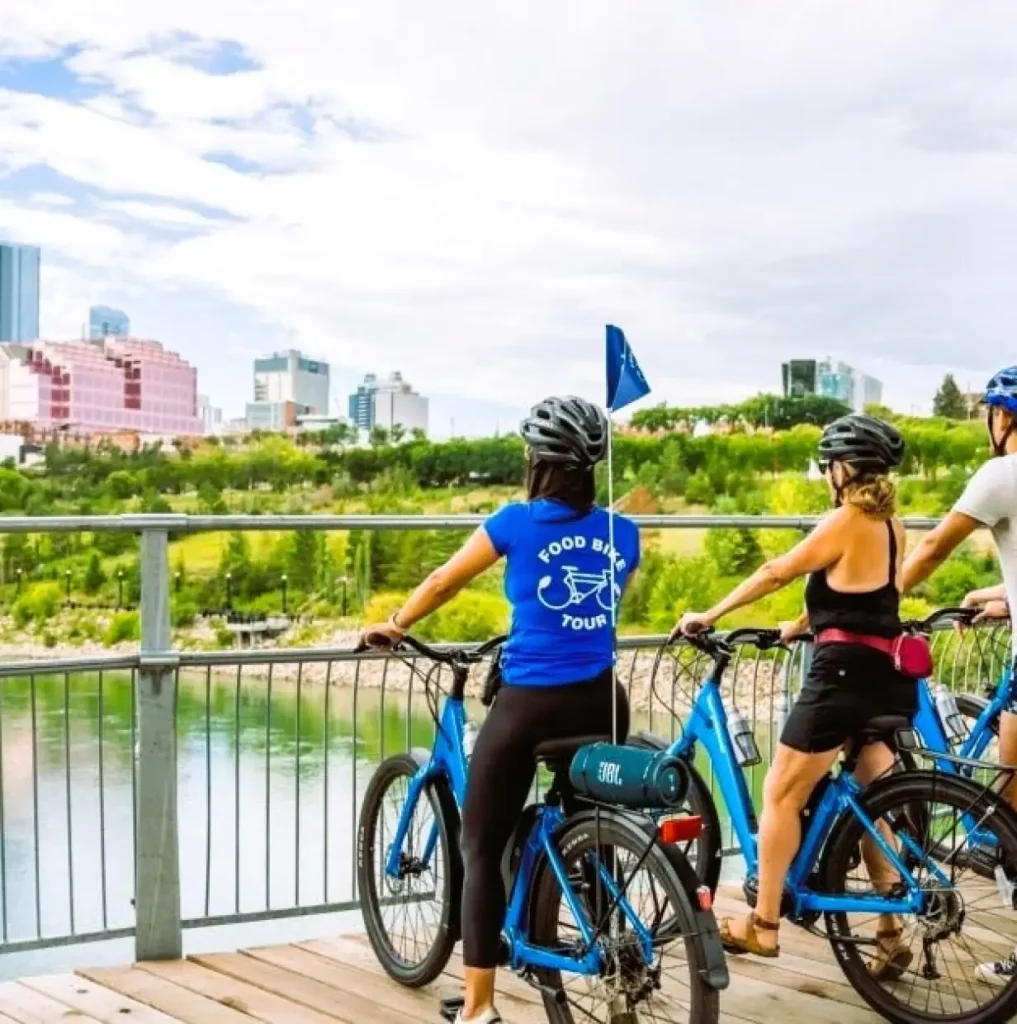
{"left": 778, "top": 618, "right": 809, "bottom": 644}
{"left": 969, "top": 600, "right": 1010, "bottom": 626}
{"left": 358, "top": 617, "right": 405, "bottom": 650}
{"left": 671, "top": 610, "right": 716, "bottom": 641}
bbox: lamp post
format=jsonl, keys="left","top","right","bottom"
{"left": 174, "top": 571, "right": 181, "bottom": 594}
{"left": 64, "top": 569, "right": 71, "bottom": 604}
{"left": 225, "top": 572, "right": 233, "bottom": 612}
{"left": 15, "top": 568, "right": 22, "bottom": 597}
{"left": 339, "top": 576, "right": 349, "bottom": 618}
{"left": 117, "top": 569, "right": 124, "bottom": 609}
{"left": 281, "top": 574, "right": 288, "bottom": 615}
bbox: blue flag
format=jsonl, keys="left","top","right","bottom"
{"left": 606, "top": 324, "right": 651, "bottom": 412}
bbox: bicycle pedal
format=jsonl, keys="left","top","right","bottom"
{"left": 439, "top": 996, "right": 464, "bottom": 1022}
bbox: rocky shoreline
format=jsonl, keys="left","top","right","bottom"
{"left": 0, "top": 631, "right": 803, "bottom": 715}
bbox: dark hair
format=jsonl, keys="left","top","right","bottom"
{"left": 526, "top": 453, "right": 595, "bottom": 511}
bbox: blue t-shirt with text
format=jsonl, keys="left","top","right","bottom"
{"left": 484, "top": 500, "right": 640, "bottom": 687}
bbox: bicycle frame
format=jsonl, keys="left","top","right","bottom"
{"left": 914, "top": 665, "right": 1013, "bottom": 766}
{"left": 664, "top": 663, "right": 940, "bottom": 919}
{"left": 383, "top": 680, "right": 652, "bottom": 976}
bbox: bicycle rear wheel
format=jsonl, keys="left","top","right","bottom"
{"left": 823, "top": 770, "right": 1017, "bottom": 1024}
{"left": 529, "top": 811, "right": 721, "bottom": 1024}
{"left": 357, "top": 752, "right": 462, "bottom": 986}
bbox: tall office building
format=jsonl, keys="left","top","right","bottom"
{"left": 782, "top": 357, "right": 882, "bottom": 413}
{"left": 348, "top": 371, "right": 428, "bottom": 435}
{"left": 89, "top": 306, "right": 130, "bottom": 339}
{"left": 348, "top": 373, "right": 379, "bottom": 430}
{"left": 246, "top": 349, "right": 329, "bottom": 430}
{"left": 0, "top": 243, "right": 41, "bottom": 343}
{"left": 781, "top": 359, "right": 817, "bottom": 398}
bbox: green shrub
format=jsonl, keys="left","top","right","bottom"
{"left": 214, "top": 625, "right": 234, "bottom": 649}
{"left": 103, "top": 611, "right": 139, "bottom": 647}
{"left": 41, "top": 630, "right": 57, "bottom": 648}
{"left": 362, "top": 591, "right": 409, "bottom": 627}
{"left": 646, "top": 556, "right": 723, "bottom": 632}
{"left": 172, "top": 600, "right": 198, "bottom": 628}
{"left": 12, "top": 582, "right": 62, "bottom": 628}
{"left": 418, "top": 591, "right": 508, "bottom": 643}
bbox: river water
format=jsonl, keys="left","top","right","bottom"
{"left": 0, "top": 669, "right": 760, "bottom": 978}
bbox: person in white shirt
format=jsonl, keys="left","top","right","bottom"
{"left": 903, "top": 365, "right": 1017, "bottom": 984}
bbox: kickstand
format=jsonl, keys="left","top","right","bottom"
{"left": 439, "top": 996, "right": 464, "bottom": 1022}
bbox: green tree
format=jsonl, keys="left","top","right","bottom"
{"left": 84, "top": 552, "right": 106, "bottom": 594}
{"left": 933, "top": 374, "right": 967, "bottom": 420}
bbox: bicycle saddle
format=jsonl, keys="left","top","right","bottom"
{"left": 855, "top": 715, "right": 912, "bottom": 745}
{"left": 534, "top": 734, "right": 612, "bottom": 764}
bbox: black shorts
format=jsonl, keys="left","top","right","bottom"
{"left": 780, "top": 643, "right": 918, "bottom": 754}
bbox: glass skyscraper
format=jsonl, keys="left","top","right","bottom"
{"left": 0, "top": 243, "right": 41, "bottom": 343}
{"left": 89, "top": 305, "right": 130, "bottom": 339}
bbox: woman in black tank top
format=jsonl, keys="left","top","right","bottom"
{"left": 674, "top": 414, "right": 912, "bottom": 978}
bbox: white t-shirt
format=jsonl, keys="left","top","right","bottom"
{"left": 953, "top": 454, "right": 1017, "bottom": 631}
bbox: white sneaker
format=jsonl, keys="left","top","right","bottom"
{"left": 976, "top": 948, "right": 1017, "bottom": 985}
{"left": 455, "top": 1009, "right": 502, "bottom": 1024}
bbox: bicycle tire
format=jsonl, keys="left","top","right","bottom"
{"left": 357, "top": 751, "right": 462, "bottom": 987}
{"left": 528, "top": 809, "right": 721, "bottom": 1024}
{"left": 822, "top": 769, "right": 1017, "bottom": 1024}
{"left": 627, "top": 729, "right": 723, "bottom": 896}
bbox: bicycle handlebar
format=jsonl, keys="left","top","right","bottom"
{"left": 359, "top": 632, "right": 508, "bottom": 664}
{"left": 902, "top": 607, "right": 977, "bottom": 632}
{"left": 678, "top": 627, "right": 784, "bottom": 657}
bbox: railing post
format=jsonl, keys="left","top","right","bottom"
{"left": 135, "top": 528, "right": 182, "bottom": 960}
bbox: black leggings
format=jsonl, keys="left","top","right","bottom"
{"left": 460, "top": 672, "right": 630, "bottom": 968}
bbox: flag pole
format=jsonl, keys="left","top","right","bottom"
{"left": 606, "top": 409, "right": 618, "bottom": 746}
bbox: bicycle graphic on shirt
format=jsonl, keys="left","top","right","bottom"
{"left": 537, "top": 565, "right": 620, "bottom": 612}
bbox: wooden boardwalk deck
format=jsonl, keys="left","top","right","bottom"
{"left": 0, "top": 891, "right": 909, "bottom": 1022}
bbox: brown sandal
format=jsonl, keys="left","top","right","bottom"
{"left": 869, "top": 927, "right": 913, "bottom": 982}
{"left": 718, "top": 913, "right": 780, "bottom": 959}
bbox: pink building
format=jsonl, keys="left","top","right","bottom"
{"left": 0, "top": 338, "right": 202, "bottom": 436}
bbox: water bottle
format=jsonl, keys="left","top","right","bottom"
{"left": 727, "top": 707, "right": 761, "bottom": 767}
{"left": 934, "top": 684, "right": 966, "bottom": 744}
{"left": 463, "top": 719, "right": 480, "bottom": 759}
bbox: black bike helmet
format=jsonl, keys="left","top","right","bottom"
{"left": 520, "top": 395, "right": 609, "bottom": 467}
{"left": 818, "top": 414, "right": 904, "bottom": 471}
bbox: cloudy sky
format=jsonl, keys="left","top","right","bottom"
{"left": 1, "top": 1, "right": 1016, "bottom": 433}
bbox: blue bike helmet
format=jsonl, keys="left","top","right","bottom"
{"left": 982, "top": 366, "right": 1017, "bottom": 455}
{"left": 983, "top": 367, "right": 1017, "bottom": 417}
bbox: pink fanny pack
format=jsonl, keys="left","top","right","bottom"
{"left": 816, "top": 628, "right": 934, "bottom": 680}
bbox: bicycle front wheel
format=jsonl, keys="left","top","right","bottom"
{"left": 823, "top": 769, "right": 1017, "bottom": 1024}
{"left": 529, "top": 811, "right": 721, "bottom": 1024}
{"left": 357, "top": 752, "right": 462, "bottom": 987}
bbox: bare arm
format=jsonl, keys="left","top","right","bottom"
{"left": 901, "top": 512, "right": 982, "bottom": 593}
{"left": 394, "top": 528, "right": 500, "bottom": 628}
{"left": 684, "top": 513, "right": 844, "bottom": 631}
{"left": 961, "top": 583, "right": 1007, "bottom": 607}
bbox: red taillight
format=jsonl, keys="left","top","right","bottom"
{"left": 658, "top": 815, "right": 702, "bottom": 845}
{"left": 696, "top": 885, "right": 712, "bottom": 911}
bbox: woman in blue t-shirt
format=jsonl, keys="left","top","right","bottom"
{"left": 362, "top": 395, "right": 639, "bottom": 1024}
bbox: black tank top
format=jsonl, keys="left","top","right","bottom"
{"left": 805, "top": 520, "right": 901, "bottom": 639}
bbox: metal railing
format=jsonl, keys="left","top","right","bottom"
{"left": 0, "top": 511, "right": 997, "bottom": 964}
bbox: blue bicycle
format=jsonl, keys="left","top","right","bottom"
{"left": 910, "top": 608, "right": 1012, "bottom": 770}
{"left": 637, "top": 628, "right": 1017, "bottom": 1024}
{"left": 356, "top": 635, "right": 728, "bottom": 1024}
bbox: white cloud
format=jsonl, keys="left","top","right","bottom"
{"left": 2, "top": 0, "right": 1017, "bottom": 419}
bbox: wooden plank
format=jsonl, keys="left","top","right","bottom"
{"left": 301, "top": 936, "right": 548, "bottom": 1024}
{"left": 78, "top": 966, "right": 252, "bottom": 1024}
{"left": 191, "top": 952, "right": 407, "bottom": 1024}
{"left": 243, "top": 945, "right": 481, "bottom": 1024}
{"left": 19, "top": 975, "right": 179, "bottom": 1024}
{"left": 0, "top": 983, "right": 94, "bottom": 1024}
{"left": 139, "top": 961, "right": 336, "bottom": 1024}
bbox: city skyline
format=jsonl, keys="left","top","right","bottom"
{"left": 2, "top": 5, "right": 1016, "bottom": 430}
